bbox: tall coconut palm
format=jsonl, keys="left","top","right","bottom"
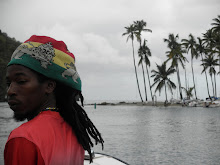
{"left": 196, "top": 37, "right": 211, "bottom": 99}
{"left": 134, "top": 20, "right": 152, "bottom": 101}
{"left": 212, "top": 32, "right": 220, "bottom": 75}
{"left": 211, "top": 15, "right": 220, "bottom": 34}
{"left": 210, "top": 16, "right": 220, "bottom": 97}
{"left": 181, "top": 34, "right": 199, "bottom": 99}
{"left": 184, "top": 66, "right": 188, "bottom": 90}
{"left": 164, "top": 34, "right": 187, "bottom": 100}
{"left": 201, "top": 54, "right": 218, "bottom": 97}
{"left": 151, "top": 62, "right": 176, "bottom": 105}
{"left": 138, "top": 39, "right": 154, "bottom": 101}
{"left": 211, "top": 15, "right": 220, "bottom": 75}
{"left": 137, "top": 45, "right": 148, "bottom": 101}
{"left": 203, "top": 29, "right": 215, "bottom": 51}
{"left": 203, "top": 29, "right": 219, "bottom": 97}
{"left": 122, "top": 24, "right": 143, "bottom": 102}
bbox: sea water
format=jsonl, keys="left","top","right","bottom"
{"left": 0, "top": 102, "right": 220, "bottom": 165}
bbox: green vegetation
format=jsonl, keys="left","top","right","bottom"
{"left": 164, "top": 33, "right": 187, "bottom": 100}
{"left": 133, "top": 20, "right": 152, "bottom": 101}
{"left": 151, "top": 62, "right": 176, "bottom": 105}
{"left": 123, "top": 15, "right": 220, "bottom": 103}
{"left": 182, "top": 34, "right": 199, "bottom": 99}
{"left": 122, "top": 20, "right": 152, "bottom": 102}
{"left": 181, "top": 86, "right": 195, "bottom": 100}
{"left": 0, "top": 30, "right": 21, "bottom": 101}
{"left": 122, "top": 24, "right": 144, "bottom": 102}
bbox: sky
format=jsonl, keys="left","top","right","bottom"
{"left": 0, "top": 0, "right": 220, "bottom": 102}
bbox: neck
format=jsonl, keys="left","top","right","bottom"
{"left": 27, "top": 93, "right": 56, "bottom": 121}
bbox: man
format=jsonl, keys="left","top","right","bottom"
{"left": 4, "top": 35, "right": 104, "bottom": 165}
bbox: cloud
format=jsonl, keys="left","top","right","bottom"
{"left": 1, "top": 0, "right": 220, "bottom": 101}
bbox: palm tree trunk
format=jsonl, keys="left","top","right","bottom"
{"left": 191, "top": 58, "right": 198, "bottom": 99}
{"left": 214, "top": 73, "right": 217, "bottom": 97}
{"left": 141, "top": 62, "right": 147, "bottom": 101}
{"left": 139, "top": 40, "right": 147, "bottom": 101}
{"left": 164, "top": 81, "right": 168, "bottom": 107}
{"left": 205, "top": 70, "right": 211, "bottom": 99}
{"left": 210, "top": 74, "right": 215, "bottom": 97}
{"left": 219, "top": 55, "right": 220, "bottom": 76}
{"left": 219, "top": 55, "right": 220, "bottom": 97}
{"left": 132, "top": 40, "right": 143, "bottom": 102}
{"left": 184, "top": 68, "right": 188, "bottom": 90}
{"left": 146, "top": 65, "right": 154, "bottom": 101}
{"left": 165, "top": 81, "right": 168, "bottom": 102}
{"left": 176, "top": 64, "right": 183, "bottom": 100}
{"left": 201, "top": 54, "right": 211, "bottom": 99}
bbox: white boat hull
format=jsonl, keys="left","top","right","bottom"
{"left": 84, "top": 153, "right": 129, "bottom": 165}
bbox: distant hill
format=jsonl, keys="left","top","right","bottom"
{"left": 0, "top": 30, "right": 21, "bottom": 101}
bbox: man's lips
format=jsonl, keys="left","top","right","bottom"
{"left": 8, "top": 99, "right": 20, "bottom": 107}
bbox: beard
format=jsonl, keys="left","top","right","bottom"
{"left": 13, "top": 112, "right": 27, "bottom": 121}
{"left": 13, "top": 109, "right": 40, "bottom": 121}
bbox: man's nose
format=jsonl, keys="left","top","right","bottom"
{"left": 7, "top": 83, "right": 16, "bottom": 97}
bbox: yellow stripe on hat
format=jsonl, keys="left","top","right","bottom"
{"left": 53, "top": 50, "right": 75, "bottom": 69}
{"left": 22, "top": 42, "right": 75, "bottom": 69}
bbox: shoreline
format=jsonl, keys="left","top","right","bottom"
{"left": 84, "top": 101, "right": 181, "bottom": 107}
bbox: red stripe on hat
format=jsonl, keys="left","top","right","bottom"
{"left": 25, "top": 35, "right": 75, "bottom": 59}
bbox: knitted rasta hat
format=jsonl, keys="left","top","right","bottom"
{"left": 8, "top": 35, "right": 81, "bottom": 91}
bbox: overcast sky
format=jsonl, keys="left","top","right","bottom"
{"left": 1, "top": 0, "right": 220, "bottom": 102}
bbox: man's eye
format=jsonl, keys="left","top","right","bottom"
{"left": 6, "top": 82, "right": 11, "bottom": 87}
{"left": 17, "top": 80, "right": 27, "bottom": 84}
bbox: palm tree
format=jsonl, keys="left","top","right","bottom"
{"left": 151, "top": 62, "right": 176, "bottom": 105}
{"left": 203, "top": 29, "right": 215, "bottom": 51}
{"left": 210, "top": 16, "right": 220, "bottom": 98}
{"left": 181, "top": 34, "right": 199, "bottom": 99}
{"left": 211, "top": 16, "right": 220, "bottom": 75}
{"left": 134, "top": 20, "right": 152, "bottom": 101}
{"left": 184, "top": 66, "right": 188, "bottom": 91}
{"left": 196, "top": 37, "right": 211, "bottom": 99}
{"left": 164, "top": 34, "right": 187, "bottom": 100}
{"left": 212, "top": 33, "right": 220, "bottom": 75}
{"left": 203, "top": 29, "right": 219, "bottom": 97}
{"left": 122, "top": 24, "right": 143, "bottom": 102}
{"left": 181, "top": 86, "right": 194, "bottom": 100}
{"left": 138, "top": 39, "right": 154, "bottom": 102}
{"left": 201, "top": 54, "right": 218, "bottom": 97}
{"left": 211, "top": 15, "right": 220, "bottom": 34}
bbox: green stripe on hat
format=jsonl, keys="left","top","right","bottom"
{"left": 8, "top": 54, "right": 81, "bottom": 91}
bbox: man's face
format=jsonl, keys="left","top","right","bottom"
{"left": 6, "top": 65, "right": 48, "bottom": 121}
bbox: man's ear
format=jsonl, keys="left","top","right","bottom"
{"left": 45, "top": 80, "right": 56, "bottom": 94}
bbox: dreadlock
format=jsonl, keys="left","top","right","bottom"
{"left": 55, "top": 82, "right": 104, "bottom": 162}
{"left": 35, "top": 71, "right": 104, "bottom": 162}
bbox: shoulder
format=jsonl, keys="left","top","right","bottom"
{"left": 4, "top": 137, "right": 45, "bottom": 165}
{"left": 5, "top": 137, "right": 38, "bottom": 153}
{"left": 8, "top": 111, "right": 64, "bottom": 141}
